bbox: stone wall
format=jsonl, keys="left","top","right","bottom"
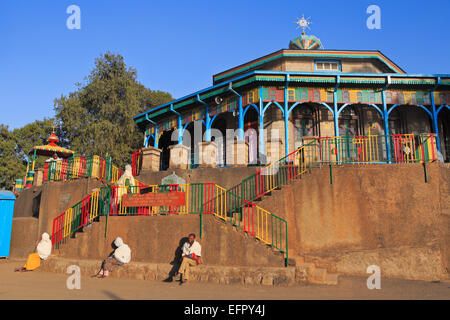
{"left": 55, "top": 215, "right": 286, "bottom": 267}
{"left": 258, "top": 163, "right": 450, "bottom": 280}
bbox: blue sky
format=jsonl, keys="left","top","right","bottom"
{"left": 1, "top": 0, "right": 449, "bottom": 129}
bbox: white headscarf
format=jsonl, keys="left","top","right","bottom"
{"left": 36, "top": 232, "right": 52, "bottom": 260}
{"left": 117, "top": 164, "right": 136, "bottom": 187}
{"left": 113, "top": 237, "right": 131, "bottom": 264}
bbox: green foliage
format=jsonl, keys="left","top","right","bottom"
{"left": 0, "top": 52, "right": 171, "bottom": 189}
{"left": 0, "top": 125, "right": 22, "bottom": 189}
{"left": 0, "top": 119, "right": 56, "bottom": 189}
{"left": 54, "top": 52, "right": 173, "bottom": 169}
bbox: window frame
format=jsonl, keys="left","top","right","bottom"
{"left": 314, "top": 59, "right": 342, "bottom": 72}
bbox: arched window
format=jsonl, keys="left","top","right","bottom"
{"left": 339, "top": 106, "right": 359, "bottom": 136}
{"left": 293, "top": 105, "right": 318, "bottom": 141}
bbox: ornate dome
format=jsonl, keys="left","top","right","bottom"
{"left": 290, "top": 15, "right": 322, "bottom": 50}
{"left": 289, "top": 34, "right": 322, "bottom": 50}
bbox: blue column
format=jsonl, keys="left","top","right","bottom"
{"left": 333, "top": 90, "right": 339, "bottom": 137}
{"left": 154, "top": 125, "right": 159, "bottom": 148}
{"left": 382, "top": 89, "right": 391, "bottom": 162}
{"left": 238, "top": 95, "right": 244, "bottom": 140}
{"left": 259, "top": 86, "right": 265, "bottom": 157}
{"left": 284, "top": 84, "right": 289, "bottom": 157}
{"left": 177, "top": 115, "right": 183, "bottom": 144}
{"left": 430, "top": 91, "right": 441, "bottom": 152}
{"left": 205, "top": 104, "right": 211, "bottom": 142}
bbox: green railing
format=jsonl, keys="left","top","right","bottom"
{"left": 52, "top": 182, "right": 289, "bottom": 266}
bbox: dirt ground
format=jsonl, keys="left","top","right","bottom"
{"left": 0, "top": 260, "right": 448, "bottom": 300}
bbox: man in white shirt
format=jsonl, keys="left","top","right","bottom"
{"left": 178, "top": 233, "right": 202, "bottom": 284}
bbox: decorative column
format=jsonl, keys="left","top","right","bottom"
{"left": 198, "top": 141, "right": 217, "bottom": 168}
{"left": 169, "top": 144, "right": 190, "bottom": 169}
{"left": 33, "top": 168, "right": 44, "bottom": 187}
{"left": 430, "top": 91, "right": 442, "bottom": 152}
{"left": 259, "top": 86, "right": 265, "bottom": 159}
{"left": 382, "top": 89, "right": 392, "bottom": 162}
{"left": 333, "top": 75, "right": 340, "bottom": 137}
{"left": 229, "top": 140, "right": 249, "bottom": 167}
{"left": 283, "top": 75, "right": 290, "bottom": 157}
{"left": 266, "top": 137, "right": 283, "bottom": 164}
{"left": 141, "top": 146, "right": 162, "bottom": 172}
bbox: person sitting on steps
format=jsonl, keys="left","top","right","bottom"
{"left": 96, "top": 237, "right": 131, "bottom": 278}
{"left": 178, "top": 233, "right": 202, "bottom": 284}
{"left": 15, "top": 233, "right": 52, "bottom": 272}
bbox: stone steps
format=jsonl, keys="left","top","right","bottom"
{"left": 40, "top": 256, "right": 338, "bottom": 286}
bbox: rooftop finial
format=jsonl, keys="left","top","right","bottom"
{"left": 295, "top": 15, "right": 312, "bottom": 35}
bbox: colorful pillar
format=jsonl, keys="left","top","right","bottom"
{"left": 333, "top": 90, "right": 339, "bottom": 137}
{"left": 430, "top": 91, "right": 441, "bottom": 152}
{"left": 196, "top": 94, "right": 211, "bottom": 142}
{"left": 170, "top": 104, "right": 183, "bottom": 144}
{"left": 238, "top": 95, "right": 244, "bottom": 141}
{"left": 259, "top": 86, "right": 265, "bottom": 156}
{"left": 284, "top": 76, "right": 289, "bottom": 157}
{"left": 333, "top": 75, "right": 340, "bottom": 137}
{"left": 178, "top": 115, "right": 183, "bottom": 144}
{"left": 382, "top": 89, "right": 392, "bottom": 162}
{"left": 229, "top": 83, "right": 243, "bottom": 140}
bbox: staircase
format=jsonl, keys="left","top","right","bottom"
{"left": 51, "top": 182, "right": 290, "bottom": 267}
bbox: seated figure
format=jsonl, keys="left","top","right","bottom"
{"left": 15, "top": 233, "right": 52, "bottom": 272}
{"left": 96, "top": 237, "right": 131, "bottom": 278}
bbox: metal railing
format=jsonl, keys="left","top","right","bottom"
{"left": 51, "top": 182, "right": 289, "bottom": 265}
{"left": 131, "top": 149, "right": 143, "bottom": 176}
{"left": 43, "top": 155, "right": 145, "bottom": 187}
{"left": 232, "top": 133, "right": 437, "bottom": 203}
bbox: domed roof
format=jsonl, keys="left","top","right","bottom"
{"left": 289, "top": 34, "right": 322, "bottom": 50}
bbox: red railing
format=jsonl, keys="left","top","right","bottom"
{"left": 132, "top": 149, "right": 143, "bottom": 176}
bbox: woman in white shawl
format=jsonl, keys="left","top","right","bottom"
{"left": 96, "top": 237, "right": 131, "bottom": 278}
{"left": 113, "top": 165, "right": 136, "bottom": 214}
{"left": 15, "top": 233, "right": 52, "bottom": 272}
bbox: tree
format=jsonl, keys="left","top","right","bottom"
{"left": 54, "top": 52, "right": 173, "bottom": 169}
{"left": 0, "top": 124, "right": 22, "bottom": 189}
{"left": 0, "top": 119, "right": 57, "bottom": 190}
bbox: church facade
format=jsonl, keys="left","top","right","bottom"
{"left": 133, "top": 25, "right": 450, "bottom": 170}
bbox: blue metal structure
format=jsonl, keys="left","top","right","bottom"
{"left": 0, "top": 191, "right": 15, "bottom": 258}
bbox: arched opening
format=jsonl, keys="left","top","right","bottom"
{"left": 388, "top": 107, "right": 407, "bottom": 135}
{"left": 158, "top": 129, "right": 176, "bottom": 171}
{"left": 438, "top": 107, "right": 450, "bottom": 162}
{"left": 210, "top": 114, "right": 229, "bottom": 167}
{"left": 339, "top": 104, "right": 384, "bottom": 136}
{"left": 290, "top": 103, "right": 320, "bottom": 150}
{"left": 263, "top": 102, "right": 285, "bottom": 161}
{"left": 244, "top": 106, "right": 259, "bottom": 164}
{"left": 388, "top": 105, "right": 432, "bottom": 134}
{"left": 145, "top": 135, "right": 155, "bottom": 148}
{"left": 339, "top": 105, "right": 360, "bottom": 136}
{"left": 184, "top": 121, "right": 206, "bottom": 168}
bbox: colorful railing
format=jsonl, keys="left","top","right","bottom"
{"left": 131, "top": 149, "right": 142, "bottom": 176}
{"left": 318, "top": 133, "right": 437, "bottom": 164}
{"left": 232, "top": 133, "right": 437, "bottom": 203}
{"left": 51, "top": 182, "right": 288, "bottom": 265}
{"left": 43, "top": 155, "right": 145, "bottom": 187}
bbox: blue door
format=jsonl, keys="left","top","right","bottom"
{"left": 0, "top": 191, "right": 15, "bottom": 258}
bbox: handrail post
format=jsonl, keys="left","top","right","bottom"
{"left": 200, "top": 183, "right": 204, "bottom": 239}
